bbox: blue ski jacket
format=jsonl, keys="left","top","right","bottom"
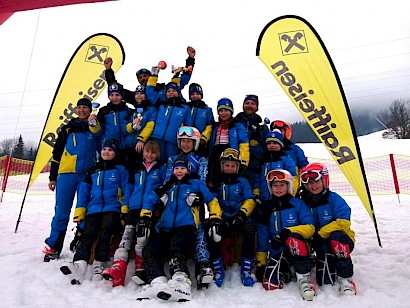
{"left": 91, "top": 101, "right": 134, "bottom": 149}
{"left": 128, "top": 161, "right": 167, "bottom": 211}
{"left": 188, "top": 100, "right": 214, "bottom": 143}
{"left": 146, "top": 73, "right": 191, "bottom": 104}
{"left": 49, "top": 118, "right": 100, "bottom": 181}
{"left": 141, "top": 175, "right": 222, "bottom": 231}
{"left": 76, "top": 160, "right": 130, "bottom": 215}
{"left": 165, "top": 152, "right": 208, "bottom": 183}
{"left": 256, "top": 194, "right": 315, "bottom": 265}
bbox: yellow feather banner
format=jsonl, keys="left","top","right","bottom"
{"left": 256, "top": 16, "right": 381, "bottom": 246}
{"left": 15, "top": 33, "right": 125, "bottom": 232}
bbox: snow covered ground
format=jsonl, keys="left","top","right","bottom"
{"left": 1, "top": 132, "right": 410, "bottom": 307}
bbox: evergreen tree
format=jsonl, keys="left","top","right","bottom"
{"left": 12, "top": 135, "right": 25, "bottom": 159}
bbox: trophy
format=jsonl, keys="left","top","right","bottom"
{"left": 132, "top": 107, "right": 144, "bottom": 130}
{"left": 88, "top": 102, "right": 100, "bottom": 127}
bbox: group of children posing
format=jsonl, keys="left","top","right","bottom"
{"left": 43, "top": 46, "right": 357, "bottom": 302}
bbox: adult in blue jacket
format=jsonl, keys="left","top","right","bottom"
{"left": 234, "top": 94, "right": 269, "bottom": 188}
{"left": 43, "top": 98, "right": 100, "bottom": 262}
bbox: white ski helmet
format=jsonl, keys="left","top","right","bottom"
{"left": 177, "top": 126, "right": 201, "bottom": 151}
{"left": 266, "top": 169, "right": 294, "bottom": 194}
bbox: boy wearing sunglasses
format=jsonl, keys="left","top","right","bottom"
{"left": 256, "top": 169, "right": 316, "bottom": 300}
{"left": 299, "top": 163, "right": 357, "bottom": 295}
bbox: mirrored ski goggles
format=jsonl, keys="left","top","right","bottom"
{"left": 300, "top": 170, "right": 327, "bottom": 184}
{"left": 266, "top": 170, "right": 288, "bottom": 182}
{"left": 220, "top": 148, "right": 240, "bottom": 161}
{"left": 272, "top": 120, "right": 289, "bottom": 129}
{"left": 177, "top": 126, "right": 195, "bottom": 137}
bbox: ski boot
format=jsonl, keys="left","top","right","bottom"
{"left": 102, "top": 259, "right": 127, "bottom": 287}
{"left": 91, "top": 260, "right": 104, "bottom": 282}
{"left": 240, "top": 258, "right": 255, "bottom": 287}
{"left": 157, "top": 272, "right": 192, "bottom": 302}
{"left": 60, "top": 260, "right": 87, "bottom": 285}
{"left": 136, "top": 276, "right": 168, "bottom": 301}
{"left": 296, "top": 272, "right": 316, "bottom": 301}
{"left": 43, "top": 245, "right": 60, "bottom": 262}
{"left": 69, "top": 227, "right": 83, "bottom": 253}
{"left": 263, "top": 257, "right": 284, "bottom": 290}
{"left": 131, "top": 255, "right": 147, "bottom": 285}
{"left": 338, "top": 276, "right": 357, "bottom": 295}
{"left": 212, "top": 258, "right": 225, "bottom": 287}
{"left": 196, "top": 262, "right": 213, "bottom": 290}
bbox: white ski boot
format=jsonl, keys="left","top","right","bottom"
{"left": 91, "top": 260, "right": 103, "bottom": 282}
{"left": 296, "top": 272, "right": 316, "bottom": 301}
{"left": 196, "top": 263, "right": 213, "bottom": 289}
{"left": 60, "top": 260, "right": 87, "bottom": 285}
{"left": 338, "top": 276, "right": 357, "bottom": 295}
{"left": 136, "top": 276, "right": 168, "bottom": 301}
{"left": 157, "top": 272, "right": 192, "bottom": 302}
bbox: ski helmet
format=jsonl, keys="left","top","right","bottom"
{"left": 220, "top": 148, "right": 242, "bottom": 172}
{"left": 271, "top": 120, "right": 292, "bottom": 140}
{"left": 266, "top": 169, "right": 294, "bottom": 195}
{"left": 300, "top": 163, "right": 329, "bottom": 189}
{"left": 177, "top": 126, "right": 201, "bottom": 151}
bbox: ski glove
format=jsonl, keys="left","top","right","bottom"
{"left": 155, "top": 177, "right": 177, "bottom": 198}
{"left": 136, "top": 216, "right": 151, "bottom": 240}
{"left": 208, "top": 217, "right": 223, "bottom": 243}
{"left": 73, "top": 207, "right": 86, "bottom": 223}
{"left": 270, "top": 228, "right": 291, "bottom": 250}
{"left": 231, "top": 210, "right": 247, "bottom": 232}
{"left": 186, "top": 192, "right": 204, "bottom": 207}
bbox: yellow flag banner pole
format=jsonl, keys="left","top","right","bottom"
{"left": 256, "top": 15, "right": 381, "bottom": 247}
{"left": 15, "top": 33, "right": 125, "bottom": 232}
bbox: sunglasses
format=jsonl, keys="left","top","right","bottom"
{"left": 300, "top": 170, "right": 327, "bottom": 184}
{"left": 266, "top": 170, "right": 288, "bottom": 182}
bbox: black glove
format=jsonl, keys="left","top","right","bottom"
{"left": 185, "top": 56, "right": 195, "bottom": 68}
{"left": 270, "top": 228, "right": 291, "bottom": 250}
{"left": 255, "top": 265, "right": 266, "bottom": 282}
{"left": 208, "top": 217, "right": 223, "bottom": 242}
{"left": 69, "top": 227, "right": 83, "bottom": 253}
{"left": 154, "top": 177, "right": 177, "bottom": 198}
{"left": 311, "top": 232, "right": 325, "bottom": 253}
{"left": 231, "top": 210, "right": 247, "bottom": 232}
{"left": 136, "top": 216, "right": 151, "bottom": 238}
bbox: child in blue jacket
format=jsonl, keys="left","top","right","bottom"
{"left": 299, "top": 163, "right": 357, "bottom": 296}
{"left": 256, "top": 169, "right": 316, "bottom": 301}
{"left": 254, "top": 129, "right": 296, "bottom": 203}
{"left": 136, "top": 155, "right": 222, "bottom": 302}
{"left": 59, "top": 139, "right": 130, "bottom": 285}
{"left": 101, "top": 141, "right": 166, "bottom": 287}
{"left": 208, "top": 148, "right": 256, "bottom": 288}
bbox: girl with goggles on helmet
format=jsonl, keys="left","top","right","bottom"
{"left": 256, "top": 169, "right": 316, "bottom": 300}
{"left": 299, "top": 163, "right": 357, "bottom": 296}
{"left": 207, "top": 148, "right": 256, "bottom": 288}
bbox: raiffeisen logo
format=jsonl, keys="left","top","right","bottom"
{"left": 270, "top": 60, "right": 356, "bottom": 165}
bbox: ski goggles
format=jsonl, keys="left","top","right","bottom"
{"left": 266, "top": 170, "right": 288, "bottom": 182}
{"left": 177, "top": 126, "right": 195, "bottom": 137}
{"left": 300, "top": 170, "right": 328, "bottom": 184}
{"left": 272, "top": 120, "right": 289, "bottom": 129}
{"left": 220, "top": 148, "right": 241, "bottom": 161}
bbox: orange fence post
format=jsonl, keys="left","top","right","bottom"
{"left": 389, "top": 154, "right": 400, "bottom": 203}
{"left": 1, "top": 155, "right": 12, "bottom": 202}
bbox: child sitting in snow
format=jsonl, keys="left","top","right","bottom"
{"left": 299, "top": 163, "right": 357, "bottom": 295}
{"left": 256, "top": 169, "right": 316, "bottom": 301}
{"left": 136, "top": 155, "right": 222, "bottom": 302}
{"left": 59, "top": 139, "right": 130, "bottom": 285}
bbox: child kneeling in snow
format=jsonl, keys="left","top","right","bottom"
{"left": 299, "top": 163, "right": 357, "bottom": 295}
{"left": 256, "top": 169, "right": 316, "bottom": 301}
{"left": 136, "top": 155, "right": 222, "bottom": 302}
{"left": 60, "top": 139, "right": 130, "bottom": 285}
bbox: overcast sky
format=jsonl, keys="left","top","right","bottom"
{"left": 1, "top": 0, "right": 410, "bottom": 144}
